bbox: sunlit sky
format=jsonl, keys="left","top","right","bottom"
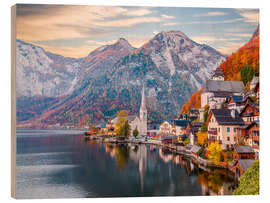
{"left": 16, "top": 4, "right": 259, "bottom": 58}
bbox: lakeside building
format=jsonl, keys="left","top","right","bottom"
{"left": 233, "top": 145, "right": 255, "bottom": 161}
{"left": 226, "top": 95, "right": 253, "bottom": 113}
{"left": 206, "top": 109, "right": 245, "bottom": 150}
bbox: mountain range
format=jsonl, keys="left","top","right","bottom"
{"left": 16, "top": 30, "right": 226, "bottom": 128}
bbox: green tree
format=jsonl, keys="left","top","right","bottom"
{"left": 241, "top": 66, "right": 254, "bottom": 85}
{"left": 234, "top": 160, "right": 259, "bottom": 195}
{"left": 208, "top": 142, "right": 222, "bottom": 163}
{"left": 201, "top": 123, "right": 208, "bottom": 133}
{"left": 122, "top": 120, "right": 131, "bottom": 138}
{"left": 133, "top": 127, "right": 139, "bottom": 138}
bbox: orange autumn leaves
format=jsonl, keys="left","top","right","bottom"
{"left": 180, "top": 88, "right": 204, "bottom": 115}
{"left": 220, "top": 26, "right": 259, "bottom": 81}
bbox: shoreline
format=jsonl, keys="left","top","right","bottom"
{"left": 84, "top": 135, "right": 236, "bottom": 175}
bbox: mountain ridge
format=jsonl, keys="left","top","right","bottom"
{"left": 16, "top": 30, "right": 226, "bottom": 127}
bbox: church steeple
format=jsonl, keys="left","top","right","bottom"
{"left": 140, "top": 83, "right": 147, "bottom": 136}
{"left": 140, "top": 84, "right": 147, "bottom": 111}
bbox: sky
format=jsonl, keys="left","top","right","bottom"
{"left": 16, "top": 4, "right": 259, "bottom": 58}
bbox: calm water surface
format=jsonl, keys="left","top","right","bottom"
{"left": 16, "top": 129, "right": 235, "bottom": 199}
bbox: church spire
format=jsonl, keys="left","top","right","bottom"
{"left": 139, "top": 83, "right": 147, "bottom": 136}
{"left": 140, "top": 83, "right": 146, "bottom": 111}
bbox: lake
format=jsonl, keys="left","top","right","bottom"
{"left": 16, "top": 129, "right": 236, "bottom": 199}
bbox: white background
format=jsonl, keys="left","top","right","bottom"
{"left": 0, "top": 0, "right": 269, "bottom": 202}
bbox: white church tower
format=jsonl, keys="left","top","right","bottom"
{"left": 140, "top": 84, "right": 147, "bottom": 136}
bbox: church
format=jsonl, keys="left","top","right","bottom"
{"left": 110, "top": 85, "right": 148, "bottom": 136}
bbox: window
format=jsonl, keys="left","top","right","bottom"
{"left": 252, "top": 131, "right": 259, "bottom": 137}
{"left": 227, "top": 137, "right": 230, "bottom": 141}
{"left": 227, "top": 127, "right": 230, "bottom": 132}
{"left": 234, "top": 128, "right": 237, "bottom": 133}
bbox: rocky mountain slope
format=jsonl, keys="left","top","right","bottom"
{"left": 16, "top": 40, "right": 82, "bottom": 97}
{"left": 16, "top": 30, "right": 225, "bottom": 127}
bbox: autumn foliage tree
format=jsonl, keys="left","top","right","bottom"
{"left": 208, "top": 142, "right": 222, "bottom": 163}
{"left": 115, "top": 110, "right": 130, "bottom": 137}
{"left": 197, "top": 131, "right": 208, "bottom": 147}
{"left": 180, "top": 88, "right": 204, "bottom": 115}
{"left": 220, "top": 25, "right": 259, "bottom": 82}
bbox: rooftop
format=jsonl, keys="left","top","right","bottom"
{"left": 238, "top": 159, "right": 255, "bottom": 172}
{"left": 231, "top": 95, "right": 245, "bottom": 103}
{"left": 212, "top": 67, "right": 224, "bottom": 78}
{"left": 213, "top": 92, "right": 234, "bottom": 98}
{"left": 172, "top": 119, "right": 190, "bottom": 127}
{"left": 190, "top": 145, "right": 201, "bottom": 153}
{"left": 211, "top": 109, "right": 244, "bottom": 125}
{"left": 204, "top": 80, "right": 245, "bottom": 93}
{"left": 235, "top": 145, "right": 254, "bottom": 153}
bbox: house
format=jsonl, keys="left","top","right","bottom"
{"left": 185, "top": 122, "right": 202, "bottom": 145}
{"left": 201, "top": 80, "right": 245, "bottom": 109}
{"left": 172, "top": 120, "right": 189, "bottom": 136}
{"left": 159, "top": 121, "right": 174, "bottom": 137}
{"left": 147, "top": 123, "right": 160, "bottom": 137}
{"left": 233, "top": 145, "right": 255, "bottom": 161}
{"left": 235, "top": 159, "right": 255, "bottom": 178}
{"left": 246, "top": 121, "right": 259, "bottom": 159}
{"left": 206, "top": 109, "right": 245, "bottom": 150}
{"left": 189, "top": 108, "right": 199, "bottom": 121}
{"left": 239, "top": 101, "right": 259, "bottom": 125}
{"left": 226, "top": 96, "right": 253, "bottom": 113}
{"left": 211, "top": 67, "right": 225, "bottom": 81}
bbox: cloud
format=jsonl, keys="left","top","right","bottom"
{"left": 190, "top": 35, "right": 242, "bottom": 44}
{"left": 193, "top": 11, "right": 229, "bottom": 17}
{"left": 124, "top": 8, "right": 153, "bottom": 17}
{"left": 228, "top": 33, "right": 252, "bottom": 38}
{"left": 215, "top": 42, "right": 246, "bottom": 55}
{"left": 180, "top": 18, "right": 243, "bottom": 25}
{"left": 163, "top": 22, "right": 179, "bottom": 26}
{"left": 190, "top": 35, "right": 248, "bottom": 55}
{"left": 161, "top": 14, "right": 175, "bottom": 19}
{"left": 236, "top": 9, "right": 259, "bottom": 23}
{"left": 16, "top": 5, "right": 158, "bottom": 42}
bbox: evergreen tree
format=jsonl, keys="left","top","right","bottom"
{"left": 133, "top": 127, "right": 139, "bottom": 138}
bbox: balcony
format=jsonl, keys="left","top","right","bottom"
{"left": 208, "top": 130, "right": 218, "bottom": 135}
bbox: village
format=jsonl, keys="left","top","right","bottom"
{"left": 85, "top": 67, "right": 259, "bottom": 182}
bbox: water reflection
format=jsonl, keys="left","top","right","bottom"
{"left": 197, "top": 169, "right": 235, "bottom": 195}
{"left": 115, "top": 145, "right": 130, "bottom": 171}
{"left": 99, "top": 143, "right": 235, "bottom": 196}
{"left": 16, "top": 131, "right": 236, "bottom": 198}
